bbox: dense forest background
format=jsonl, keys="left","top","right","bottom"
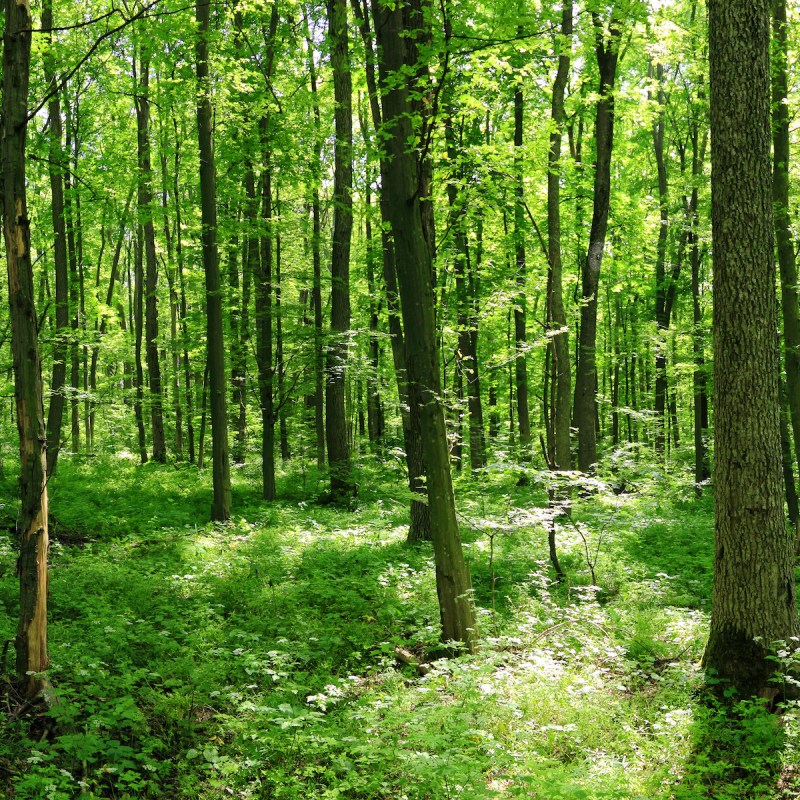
{"left": 0, "top": 0, "right": 799, "bottom": 797}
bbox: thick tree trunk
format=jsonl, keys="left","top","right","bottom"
{"left": 196, "top": 0, "right": 232, "bottom": 520}
{"left": 574, "top": 16, "right": 619, "bottom": 471}
{"left": 374, "top": 0, "right": 476, "bottom": 651}
{"left": 702, "top": 0, "right": 799, "bottom": 696}
{"left": 325, "top": 0, "right": 356, "bottom": 502}
{"left": 3, "top": 0, "right": 50, "bottom": 698}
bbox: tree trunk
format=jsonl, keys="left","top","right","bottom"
{"left": 374, "top": 0, "right": 477, "bottom": 651}
{"left": 772, "top": 0, "right": 800, "bottom": 527}
{"left": 325, "top": 0, "right": 356, "bottom": 502}
{"left": 133, "top": 234, "right": 148, "bottom": 463}
{"left": 546, "top": 0, "right": 572, "bottom": 472}
{"left": 42, "top": 0, "right": 69, "bottom": 477}
{"left": 135, "top": 51, "right": 167, "bottom": 463}
{"left": 702, "top": 0, "right": 799, "bottom": 696}
{"left": 513, "top": 70, "right": 531, "bottom": 452}
{"left": 574, "top": 15, "right": 620, "bottom": 472}
{"left": 196, "top": 0, "right": 232, "bottom": 520}
{"left": 3, "top": 0, "right": 50, "bottom": 698}
{"left": 352, "top": 0, "right": 430, "bottom": 540}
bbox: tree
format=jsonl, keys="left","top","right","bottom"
{"left": 3, "top": 0, "right": 50, "bottom": 698}
{"left": 196, "top": 0, "right": 232, "bottom": 520}
{"left": 373, "top": 0, "right": 477, "bottom": 650}
{"left": 42, "top": 0, "right": 71, "bottom": 477}
{"left": 702, "top": 0, "right": 799, "bottom": 696}
{"left": 325, "top": 0, "right": 356, "bottom": 502}
{"left": 574, "top": 10, "right": 621, "bottom": 472}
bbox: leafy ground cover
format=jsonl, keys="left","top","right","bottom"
{"left": 0, "top": 454, "right": 798, "bottom": 799}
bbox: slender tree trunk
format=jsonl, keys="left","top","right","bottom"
{"left": 133, "top": 235, "right": 148, "bottom": 463}
{"left": 325, "top": 0, "right": 356, "bottom": 502}
{"left": 43, "top": 0, "right": 69, "bottom": 477}
{"left": 513, "top": 69, "right": 531, "bottom": 452}
{"left": 574, "top": 15, "right": 620, "bottom": 471}
{"left": 374, "top": 0, "right": 477, "bottom": 651}
{"left": 352, "top": 0, "right": 430, "bottom": 540}
{"left": 173, "top": 119, "right": 196, "bottom": 464}
{"left": 773, "top": 0, "right": 800, "bottom": 527}
{"left": 546, "top": 0, "right": 573, "bottom": 472}
{"left": 305, "top": 17, "right": 326, "bottom": 470}
{"left": 3, "top": 0, "right": 50, "bottom": 697}
{"left": 276, "top": 224, "right": 290, "bottom": 461}
{"left": 652, "top": 62, "right": 670, "bottom": 457}
{"left": 135, "top": 51, "right": 167, "bottom": 463}
{"left": 196, "top": 0, "right": 232, "bottom": 520}
{"left": 702, "top": 0, "right": 799, "bottom": 696}
{"left": 257, "top": 145, "right": 276, "bottom": 500}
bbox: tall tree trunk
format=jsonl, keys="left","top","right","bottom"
{"left": 652, "top": 62, "right": 670, "bottom": 457}
{"left": 133, "top": 234, "right": 148, "bottom": 463}
{"left": 257, "top": 145, "right": 276, "bottom": 500}
{"left": 135, "top": 50, "right": 167, "bottom": 463}
{"left": 42, "top": 0, "right": 69, "bottom": 477}
{"left": 325, "top": 0, "right": 356, "bottom": 502}
{"left": 3, "top": 0, "right": 50, "bottom": 697}
{"left": 173, "top": 119, "right": 196, "bottom": 464}
{"left": 702, "top": 0, "right": 799, "bottom": 696}
{"left": 196, "top": 0, "right": 232, "bottom": 520}
{"left": 374, "top": 0, "right": 476, "bottom": 651}
{"left": 305, "top": 16, "right": 326, "bottom": 470}
{"left": 352, "top": 0, "right": 430, "bottom": 540}
{"left": 574, "top": 14, "right": 620, "bottom": 471}
{"left": 276, "top": 222, "right": 290, "bottom": 461}
{"left": 546, "top": 0, "right": 573, "bottom": 472}
{"left": 513, "top": 65, "right": 531, "bottom": 452}
{"left": 773, "top": 0, "right": 800, "bottom": 528}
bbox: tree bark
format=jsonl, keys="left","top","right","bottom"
{"left": 42, "top": 0, "right": 70, "bottom": 477}
{"left": 702, "top": 0, "right": 799, "bottom": 696}
{"left": 374, "top": 0, "right": 477, "bottom": 651}
{"left": 772, "top": 0, "right": 800, "bottom": 526}
{"left": 3, "top": 0, "right": 50, "bottom": 698}
{"left": 196, "top": 0, "right": 232, "bottom": 520}
{"left": 135, "top": 50, "right": 167, "bottom": 463}
{"left": 574, "top": 14, "right": 620, "bottom": 471}
{"left": 325, "top": 0, "right": 356, "bottom": 502}
{"left": 546, "top": 0, "right": 572, "bottom": 472}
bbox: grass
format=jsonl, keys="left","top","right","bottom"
{"left": 0, "top": 453, "right": 796, "bottom": 798}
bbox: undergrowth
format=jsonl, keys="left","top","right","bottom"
{"left": 0, "top": 454, "right": 795, "bottom": 798}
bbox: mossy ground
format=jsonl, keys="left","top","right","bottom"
{"left": 0, "top": 453, "right": 797, "bottom": 798}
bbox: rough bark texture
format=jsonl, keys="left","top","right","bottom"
{"left": 325, "top": 0, "right": 356, "bottom": 502}
{"left": 3, "top": 0, "right": 50, "bottom": 697}
{"left": 574, "top": 15, "right": 619, "bottom": 472}
{"left": 196, "top": 0, "right": 232, "bottom": 520}
{"left": 374, "top": 0, "right": 476, "bottom": 650}
{"left": 703, "top": 0, "right": 799, "bottom": 696}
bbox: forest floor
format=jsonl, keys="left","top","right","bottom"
{"left": 0, "top": 452, "right": 798, "bottom": 799}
